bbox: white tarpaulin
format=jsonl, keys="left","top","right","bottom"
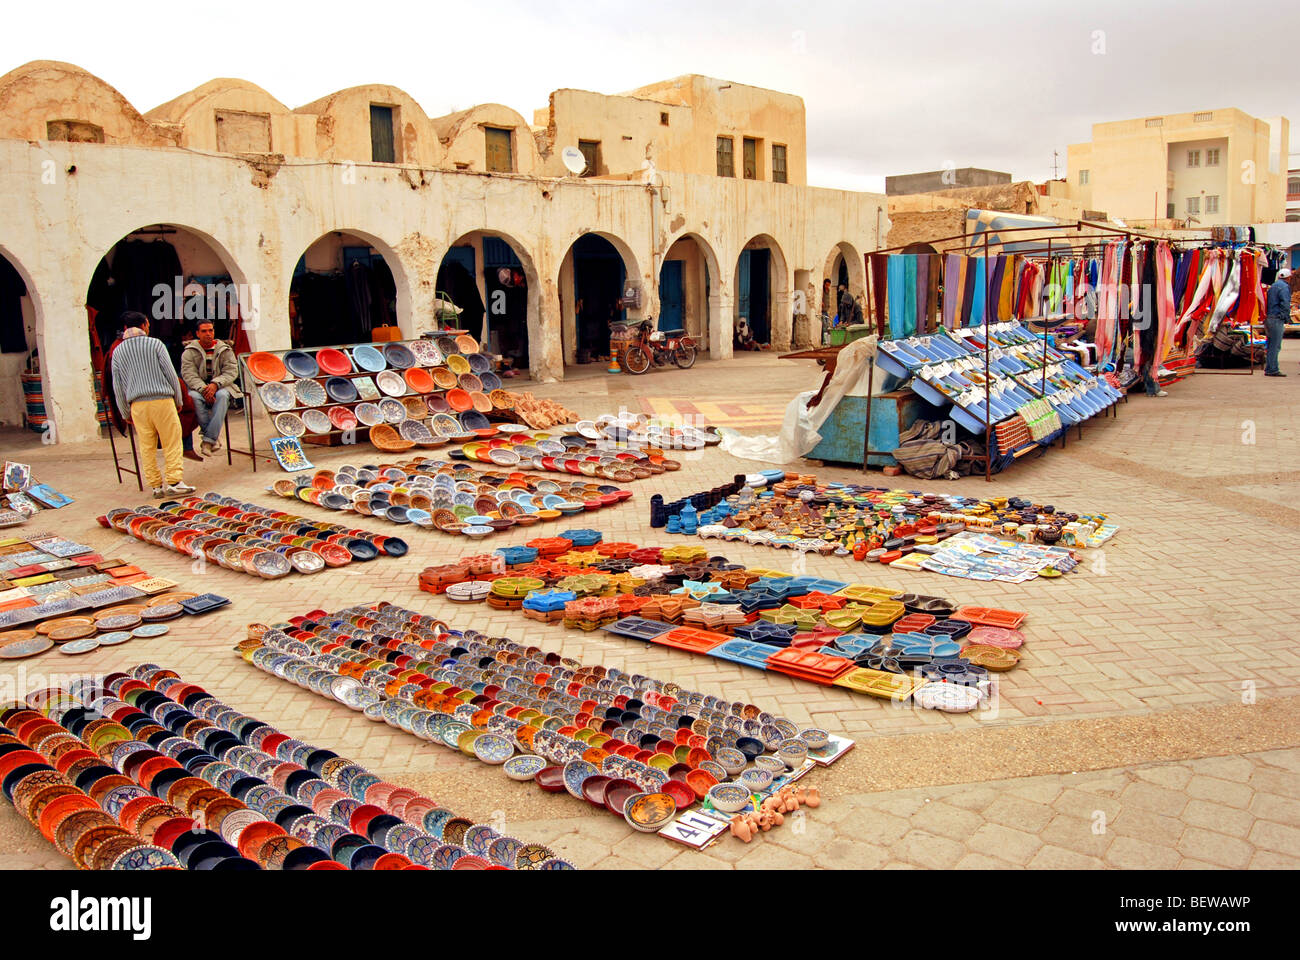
{"left": 719, "top": 336, "right": 887, "bottom": 464}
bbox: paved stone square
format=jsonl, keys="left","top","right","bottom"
{"left": 1, "top": 341, "right": 1298, "bottom": 869}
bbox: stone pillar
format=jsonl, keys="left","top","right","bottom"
{"left": 709, "top": 289, "right": 733, "bottom": 359}
{"left": 771, "top": 289, "right": 793, "bottom": 351}
{"left": 38, "top": 285, "right": 99, "bottom": 444}
{"left": 531, "top": 276, "right": 563, "bottom": 383}
{"left": 558, "top": 252, "right": 576, "bottom": 367}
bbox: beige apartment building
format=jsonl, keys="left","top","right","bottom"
{"left": 0, "top": 61, "right": 884, "bottom": 442}
{"left": 1066, "top": 109, "right": 1289, "bottom": 227}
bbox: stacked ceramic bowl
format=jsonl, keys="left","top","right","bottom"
{"left": 242, "top": 602, "right": 811, "bottom": 838}
{"left": 99, "top": 493, "right": 407, "bottom": 578}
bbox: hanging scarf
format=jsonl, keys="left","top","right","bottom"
{"left": 1206, "top": 253, "right": 1241, "bottom": 334}
{"left": 869, "top": 254, "right": 889, "bottom": 337}
{"left": 914, "top": 254, "right": 929, "bottom": 333}
{"left": 1154, "top": 241, "right": 1176, "bottom": 366}
{"left": 942, "top": 254, "right": 962, "bottom": 329}
{"left": 968, "top": 257, "right": 988, "bottom": 326}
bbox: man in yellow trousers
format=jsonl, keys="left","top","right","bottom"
{"left": 110, "top": 312, "right": 196, "bottom": 498}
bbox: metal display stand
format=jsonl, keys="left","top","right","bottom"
{"left": 233, "top": 336, "right": 495, "bottom": 472}
{"left": 101, "top": 383, "right": 143, "bottom": 492}
{"left": 860, "top": 220, "right": 1164, "bottom": 480}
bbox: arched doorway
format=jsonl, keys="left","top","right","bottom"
{"left": 660, "top": 233, "right": 719, "bottom": 348}
{"left": 85, "top": 224, "right": 251, "bottom": 426}
{"left": 821, "top": 241, "right": 867, "bottom": 326}
{"left": 733, "top": 235, "right": 788, "bottom": 348}
{"left": 436, "top": 231, "right": 536, "bottom": 375}
{"left": 0, "top": 248, "right": 37, "bottom": 432}
{"left": 559, "top": 232, "right": 639, "bottom": 366}
{"left": 289, "top": 231, "right": 401, "bottom": 348}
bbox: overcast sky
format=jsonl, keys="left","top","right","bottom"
{"left": 4, "top": 0, "right": 1297, "bottom": 192}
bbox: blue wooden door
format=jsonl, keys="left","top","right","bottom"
{"left": 659, "top": 260, "right": 684, "bottom": 331}
{"left": 737, "top": 249, "right": 752, "bottom": 323}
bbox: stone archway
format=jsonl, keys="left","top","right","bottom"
{"left": 733, "top": 234, "right": 789, "bottom": 349}
{"left": 558, "top": 231, "right": 641, "bottom": 367}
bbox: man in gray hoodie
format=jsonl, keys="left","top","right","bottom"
{"left": 180, "top": 321, "right": 242, "bottom": 453}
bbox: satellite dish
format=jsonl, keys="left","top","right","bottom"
{"left": 561, "top": 146, "right": 587, "bottom": 175}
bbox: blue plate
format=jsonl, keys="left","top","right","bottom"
{"left": 325, "top": 376, "right": 359, "bottom": 403}
{"left": 283, "top": 351, "right": 319, "bottom": 378}
{"left": 352, "top": 345, "right": 387, "bottom": 373}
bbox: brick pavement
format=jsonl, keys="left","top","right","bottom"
{"left": 1, "top": 340, "right": 1298, "bottom": 868}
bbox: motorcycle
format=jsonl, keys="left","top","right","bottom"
{"left": 621, "top": 318, "right": 696, "bottom": 374}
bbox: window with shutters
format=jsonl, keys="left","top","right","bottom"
{"left": 1205, "top": 195, "right": 1219, "bottom": 214}
{"left": 1187, "top": 150, "right": 1200, "bottom": 168}
{"left": 1206, "top": 148, "right": 1220, "bottom": 166}
{"left": 716, "top": 137, "right": 734, "bottom": 177}
{"left": 772, "top": 144, "right": 787, "bottom": 183}
{"left": 1079, "top": 169, "right": 1090, "bottom": 185}
{"left": 743, "top": 137, "right": 759, "bottom": 179}
{"left": 1186, "top": 196, "right": 1200, "bottom": 215}
{"left": 370, "top": 105, "right": 395, "bottom": 163}
{"left": 578, "top": 140, "right": 600, "bottom": 177}
{"left": 485, "top": 127, "right": 513, "bottom": 172}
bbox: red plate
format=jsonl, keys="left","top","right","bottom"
{"left": 246, "top": 352, "right": 287, "bottom": 383}
{"left": 404, "top": 368, "right": 434, "bottom": 394}
{"left": 316, "top": 349, "right": 352, "bottom": 376}
{"left": 328, "top": 406, "right": 358, "bottom": 430}
{"left": 535, "top": 766, "right": 566, "bottom": 793}
{"left": 446, "top": 389, "right": 472, "bottom": 412}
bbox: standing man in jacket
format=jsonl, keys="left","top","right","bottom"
{"left": 180, "top": 320, "right": 242, "bottom": 454}
{"left": 1265, "top": 268, "right": 1292, "bottom": 377}
{"left": 110, "top": 312, "right": 195, "bottom": 497}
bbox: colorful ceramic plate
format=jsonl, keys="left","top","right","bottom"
{"left": 132, "top": 625, "right": 170, "bottom": 639}
{"left": 301, "top": 409, "right": 332, "bottom": 435}
{"left": 623, "top": 791, "right": 677, "bottom": 832}
{"left": 59, "top": 637, "right": 100, "bottom": 655}
{"left": 274, "top": 413, "right": 306, "bottom": 438}
{"left": 503, "top": 755, "right": 545, "bottom": 781}
{"left": 376, "top": 370, "right": 406, "bottom": 397}
{"left": 471, "top": 733, "right": 513, "bottom": 765}
{"left": 294, "top": 379, "right": 327, "bottom": 407}
{"left": 354, "top": 403, "right": 383, "bottom": 427}
{"left": 246, "top": 353, "right": 287, "bottom": 383}
{"left": 258, "top": 382, "right": 295, "bottom": 412}
{"left": 352, "top": 345, "right": 386, "bottom": 373}
{"left": 283, "top": 351, "right": 319, "bottom": 378}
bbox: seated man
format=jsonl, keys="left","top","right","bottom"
{"left": 180, "top": 321, "right": 242, "bottom": 455}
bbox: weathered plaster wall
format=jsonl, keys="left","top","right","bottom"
{"left": 0, "top": 136, "right": 884, "bottom": 444}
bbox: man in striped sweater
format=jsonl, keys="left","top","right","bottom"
{"left": 110, "top": 313, "right": 196, "bottom": 497}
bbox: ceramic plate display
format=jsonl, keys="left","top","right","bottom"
{"left": 354, "top": 403, "right": 383, "bottom": 427}
{"left": 623, "top": 791, "right": 677, "bottom": 833}
{"left": 471, "top": 733, "right": 513, "bottom": 765}
{"left": 294, "top": 379, "right": 327, "bottom": 407}
{"left": 383, "top": 344, "right": 415, "bottom": 369}
{"left": 315, "top": 349, "right": 352, "bottom": 376}
{"left": 328, "top": 406, "right": 358, "bottom": 431}
{"left": 301, "top": 409, "right": 332, "bottom": 435}
{"left": 58, "top": 637, "right": 100, "bottom": 655}
{"left": 246, "top": 353, "right": 287, "bottom": 383}
{"left": 503, "top": 755, "right": 545, "bottom": 781}
{"left": 4, "top": 634, "right": 59, "bottom": 658}
{"left": 913, "top": 682, "right": 981, "bottom": 713}
{"left": 324, "top": 377, "right": 359, "bottom": 403}
{"left": 283, "top": 351, "right": 319, "bottom": 378}
{"left": 409, "top": 339, "right": 441, "bottom": 366}
{"left": 404, "top": 368, "right": 435, "bottom": 394}
{"left": 378, "top": 399, "right": 407, "bottom": 424}
{"left": 258, "top": 382, "right": 295, "bottom": 412}
{"left": 375, "top": 371, "right": 406, "bottom": 397}
{"left": 274, "top": 413, "right": 306, "bottom": 438}
{"left": 352, "top": 345, "right": 386, "bottom": 373}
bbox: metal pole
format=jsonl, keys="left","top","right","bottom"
{"left": 984, "top": 232, "right": 991, "bottom": 482}
{"left": 1043, "top": 237, "right": 1051, "bottom": 398}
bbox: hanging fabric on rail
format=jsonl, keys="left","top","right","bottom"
{"left": 1153, "top": 241, "right": 1176, "bottom": 366}
{"left": 959, "top": 257, "right": 978, "bottom": 326}
{"left": 914, "top": 254, "right": 930, "bottom": 334}
{"left": 942, "top": 254, "right": 963, "bottom": 329}
{"left": 998, "top": 255, "right": 1018, "bottom": 321}
{"left": 1206, "top": 255, "right": 1242, "bottom": 335}
{"left": 924, "top": 254, "right": 941, "bottom": 333}
{"left": 1094, "top": 240, "right": 1121, "bottom": 367}
{"left": 869, "top": 254, "right": 889, "bottom": 338}
{"left": 886, "top": 255, "right": 917, "bottom": 339}
{"left": 968, "top": 256, "right": 988, "bottom": 326}
{"left": 1174, "top": 248, "right": 1223, "bottom": 345}
{"left": 1134, "top": 242, "right": 1158, "bottom": 371}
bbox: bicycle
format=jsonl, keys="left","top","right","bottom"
{"left": 622, "top": 318, "right": 696, "bottom": 374}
